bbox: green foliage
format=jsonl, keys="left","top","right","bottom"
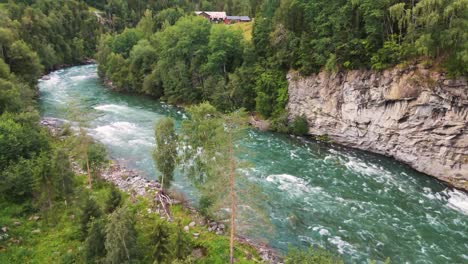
{"left": 156, "top": 16, "right": 212, "bottom": 104}
{"left": 0, "top": 78, "right": 21, "bottom": 114}
{"left": 0, "top": 112, "right": 49, "bottom": 171}
{"left": 87, "top": 142, "right": 108, "bottom": 179}
{"left": 254, "top": 70, "right": 288, "bottom": 118}
{"left": 105, "top": 205, "right": 138, "bottom": 264}
{"left": 290, "top": 115, "right": 308, "bottom": 136}
{"left": 0, "top": 157, "right": 36, "bottom": 203}
{"left": 129, "top": 39, "right": 158, "bottom": 90}
{"left": 371, "top": 37, "right": 404, "bottom": 70}
{"left": 285, "top": 247, "right": 344, "bottom": 264}
{"left": 153, "top": 117, "right": 178, "bottom": 189}
{"left": 270, "top": 112, "right": 289, "bottom": 133}
{"left": 111, "top": 28, "right": 144, "bottom": 58}
{"left": 6, "top": 40, "right": 43, "bottom": 85}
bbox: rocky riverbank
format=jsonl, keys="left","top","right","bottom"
{"left": 287, "top": 64, "right": 468, "bottom": 191}
{"left": 40, "top": 117, "right": 281, "bottom": 263}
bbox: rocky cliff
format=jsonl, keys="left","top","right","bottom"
{"left": 287, "top": 65, "right": 468, "bottom": 190}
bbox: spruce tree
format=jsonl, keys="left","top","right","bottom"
{"left": 151, "top": 220, "right": 171, "bottom": 264}
{"left": 173, "top": 223, "right": 192, "bottom": 260}
{"left": 33, "top": 152, "right": 55, "bottom": 216}
{"left": 52, "top": 148, "right": 74, "bottom": 206}
{"left": 80, "top": 196, "right": 102, "bottom": 239}
{"left": 105, "top": 185, "right": 122, "bottom": 214}
{"left": 105, "top": 205, "right": 137, "bottom": 264}
{"left": 85, "top": 218, "right": 107, "bottom": 263}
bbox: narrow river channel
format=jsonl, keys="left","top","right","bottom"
{"left": 39, "top": 64, "right": 468, "bottom": 263}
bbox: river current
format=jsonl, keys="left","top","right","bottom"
{"left": 38, "top": 65, "right": 468, "bottom": 263}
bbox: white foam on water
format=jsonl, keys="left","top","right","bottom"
{"left": 94, "top": 104, "right": 158, "bottom": 120}
{"left": 95, "top": 104, "right": 133, "bottom": 114}
{"left": 423, "top": 187, "right": 468, "bottom": 215}
{"left": 328, "top": 236, "right": 356, "bottom": 255}
{"left": 92, "top": 121, "right": 144, "bottom": 146}
{"left": 129, "top": 138, "right": 155, "bottom": 147}
{"left": 319, "top": 228, "right": 330, "bottom": 236}
{"left": 70, "top": 74, "right": 95, "bottom": 81}
{"left": 265, "top": 174, "right": 322, "bottom": 196}
{"left": 343, "top": 156, "right": 411, "bottom": 192}
{"left": 442, "top": 189, "right": 468, "bottom": 215}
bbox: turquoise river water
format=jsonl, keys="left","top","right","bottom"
{"left": 38, "top": 65, "right": 468, "bottom": 263}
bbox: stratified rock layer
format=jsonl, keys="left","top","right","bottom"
{"left": 287, "top": 65, "right": 468, "bottom": 189}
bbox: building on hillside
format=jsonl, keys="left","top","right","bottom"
{"left": 195, "top": 11, "right": 226, "bottom": 23}
{"left": 224, "top": 16, "right": 251, "bottom": 23}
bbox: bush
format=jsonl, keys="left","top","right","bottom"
{"left": 270, "top": 112, "right": 289, "bottom": 133}
{"left": 290, "top": 116, "right": 308, "bottom": 136}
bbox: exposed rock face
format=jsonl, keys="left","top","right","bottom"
{"left": 287, "top": 65, "right": 468, "bottom": 189}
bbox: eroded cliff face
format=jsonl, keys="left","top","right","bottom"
{"left": 287, "top": 65, "right": 468, "bottom": 190}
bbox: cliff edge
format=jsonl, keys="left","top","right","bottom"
{"left": 287, "top": 65, "right": 468, "bottom": 190}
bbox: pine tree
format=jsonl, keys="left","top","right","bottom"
{"left": 105, "top": 205, "right": 137, "bottom": 264}
{"left": 151, "top": 220, "right": 171, "bottom": 264}
{"left": 85, "top": 218, "right": 107, "bottom": 263}
{"left": 80, "top": 196, "right": 102, "bottom": 239}
{"left": 153, "top": 117, "right": 177, "bottom": 189}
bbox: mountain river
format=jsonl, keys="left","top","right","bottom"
{"left": 38, "top": 65, "right": 468, "bottom": 263}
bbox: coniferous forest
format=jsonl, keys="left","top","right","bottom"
{"left": 0, "top": 0, "right": 466, "bottom": 263}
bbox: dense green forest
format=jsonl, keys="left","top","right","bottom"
{"left": 0, "top": 0, "right": 466, "bottom": 262}
{"left": 95, "top": 0, "right": 467, "bottom": 126}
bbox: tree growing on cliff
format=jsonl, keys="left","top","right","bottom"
{"left": 153, "top": 117, "right": 178, "bottom": 189}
